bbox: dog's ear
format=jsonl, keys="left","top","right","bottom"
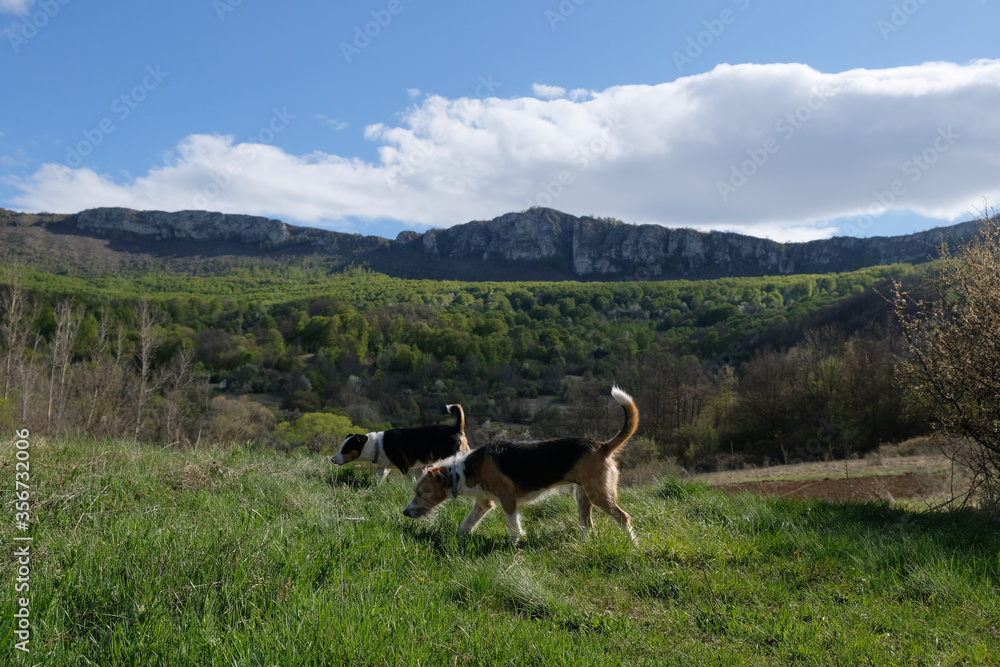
{"left": 357, "top": 434, "right": 369, "bottom": 445}
{"left": 425, "top": 466, "right": 447, "bottom": 484}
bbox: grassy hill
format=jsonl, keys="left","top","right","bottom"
{"left": 0, "top": 257, "right": 931, "bottom": 467}
{"left": 3, "top": 436, "right": 998, "bottom": 665}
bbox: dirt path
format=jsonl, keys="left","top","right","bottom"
{"left": 698, "top": 455, "right": 961, "bottom": 503}
{"left": 713, "top": 472, "right": 947, "bottom": 502}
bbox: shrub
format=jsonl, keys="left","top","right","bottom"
{"left": 272, "top": 412, "right": 357, "bottom": 454}
{"left": 893, "top": 214, "right": 1000, "bottom": 507}
{"left": 203, "top": 395, "right": 276, "bottom": 446}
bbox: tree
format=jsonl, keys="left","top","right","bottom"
{"left": 0, "top": 278, "right": 43, "bottom": 424}
{"left": 1, "top": 278, "right": 34, "bottom": 402}
{"left": 76, "top": 309, "right": 130, "bottom": 438}
{"left": 892, "top": 215, "right": 1000, "bottom": 506}
{"left": 204, "top": 395, "right": 276, "bottom": 445}
{"left": 156, "top": 347, "right": 208, "bottom": 446}
{"left": 133, "top": 300, "right": 163, "bottom": 442}
{"left": 733, "top": 349, "right": 801, "bottom": 461}
{"left": 46, "top": 300, "right": 82, "bottom": 430}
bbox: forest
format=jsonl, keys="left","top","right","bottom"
{"left": 0, "top": 260, "right": 931, "bottom": 472}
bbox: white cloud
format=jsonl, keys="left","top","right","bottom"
{"left": 693, "top": 222, "right": 841, "bottom": 244}
{"left": 532, "top": 83, "right": 566, "bottom": 99}
{"left": 0, "top": 0, "right": 33, "bottom": 15}
{"left": 0, "top": 147, "right": 28, "bottom": 169}
{"left": 12, "top": 60, "right": 1000, "bottom": 242}
{"left": 314, "top": 114, "right": 348, "bottom": 132}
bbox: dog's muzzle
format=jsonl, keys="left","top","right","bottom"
{"left": 403, "top": 503, "right": 426, "bottom": 519}
{"left": 331, "top": 453, "right": 344, "bottom": 465}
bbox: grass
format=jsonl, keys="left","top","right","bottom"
{"left": 3, "top": 437, "right": 1000, "bottom": 665}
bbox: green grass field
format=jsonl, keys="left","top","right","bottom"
{"left": 3, "top": 436, "right": 999, "bottom": 665}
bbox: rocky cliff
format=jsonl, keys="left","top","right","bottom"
{"left": 75, "top": 208, "right": 292, "bottom": 244}
{"left": 416, "top": 208, "right": 981, "bottom": 280}
{"left": 5, "top": 206, "right": 983, "bottom": 281}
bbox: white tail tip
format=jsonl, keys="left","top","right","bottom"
{"left": 611, "top": 384, "right": 634, "bottom": 406}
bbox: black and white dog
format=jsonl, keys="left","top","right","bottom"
{"left": 403, "top": 386, "right": 639, "bottom": 544}
{"left": 331, "top": 404, "right": 468, "bottom": 481}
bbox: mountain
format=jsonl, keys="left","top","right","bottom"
{"left": 0, "top": 206, "right": 984, "bottom": 281}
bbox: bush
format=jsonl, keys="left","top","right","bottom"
{"left": 272, "top": 412, "right": 357, "bottom": 454}
{"left": 615, "top": 436, "right": 659, "bottom": 470}
{"left": 893, "top": 215, "right": 1000, "bottom": 507}
{"left": 203, "top": 395, "right": 276, "bottom": 446}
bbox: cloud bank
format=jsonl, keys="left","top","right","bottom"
{"left": 12, "top": 60, "right": 1000, "bottom": 241}
{"left": 0, "top": 0, "right": 34, "bottom": 15}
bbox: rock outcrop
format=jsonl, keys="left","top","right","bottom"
{"left": 418, "top": 208, "right": 981, "bottom": 280}
{"left": 59, "top": 205, "right": 985, "bottom": 281}
{"left": 75, "top": 208, "right": 291, "bottom": 244}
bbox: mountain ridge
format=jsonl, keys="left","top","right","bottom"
{"left": 0, "top": 206, "right": 983, "bottom": 281}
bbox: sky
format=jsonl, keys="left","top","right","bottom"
{"left": 1, "top": 1, "right": 999, "bottom": 243}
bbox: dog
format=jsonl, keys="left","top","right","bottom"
{"left": 403, "top": 385, "right": 639, "bottom": 544}
{"left": 331, "top": 404, "right": 468, "bottom": 481}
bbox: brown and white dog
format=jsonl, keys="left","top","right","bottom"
{"left": 403, "top": 386, "right": 639, "bottom": 544}
{"left": 331, "top": 404, "right": 468, "bottom": 480}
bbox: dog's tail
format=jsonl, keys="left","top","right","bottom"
{"left": 602, "top": 385, "right": 639, "bottom": 455}
{"left": 446, "top": 403, "right": 466, "bottom": 433}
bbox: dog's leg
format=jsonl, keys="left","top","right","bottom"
{"left": 459, "top": 498, "right": 495, "bottom": 534}
{"left": 376, "top": 467, "right": 391, "bottom": 483}
{"left": 584, "top": 483, "right": 637, "bottom": 543}
{"left": 504, "top": 509, "right": 525, "bottom": 544}
{"left": 574, "top": 484, "right": 594, "bottom": 539}
{"left": 495, "top": 494, "right": 525, "bottom": 543}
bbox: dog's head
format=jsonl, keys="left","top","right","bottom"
{"left": 403, "top": 466, "right": 450, "bottom": 518}
{"left": 330, "top": 433, "right": 369, "bottom": 466}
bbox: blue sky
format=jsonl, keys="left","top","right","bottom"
{"left": 1, "top": 0, "right": 999, "bottom": 242}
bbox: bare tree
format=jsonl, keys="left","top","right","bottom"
{"left": 892, "top": 211, "right": 1000, "bottom": 507}
{"left": 133, "top": 300, "right": 163, "bottom": 442}
{"left": 627, "top": 347, "right": 713, "bottom": 448}
{"left": 0, "top": 278, "right": 43, "bottom": 425}
{"left": 735, "top": 349, "right": 801, "bottom": 457}
{"left": 46, "top": 300, "right": 82, "bottom": 430}
{"left": 1, "top": 277, "right": 33, "bottom": 401}
{"left": 157, "top": 347, "right": 209, "bottom": 446}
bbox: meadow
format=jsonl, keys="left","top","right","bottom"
{"left": 3, "top": 436, "right": 998, "bottom": 665}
